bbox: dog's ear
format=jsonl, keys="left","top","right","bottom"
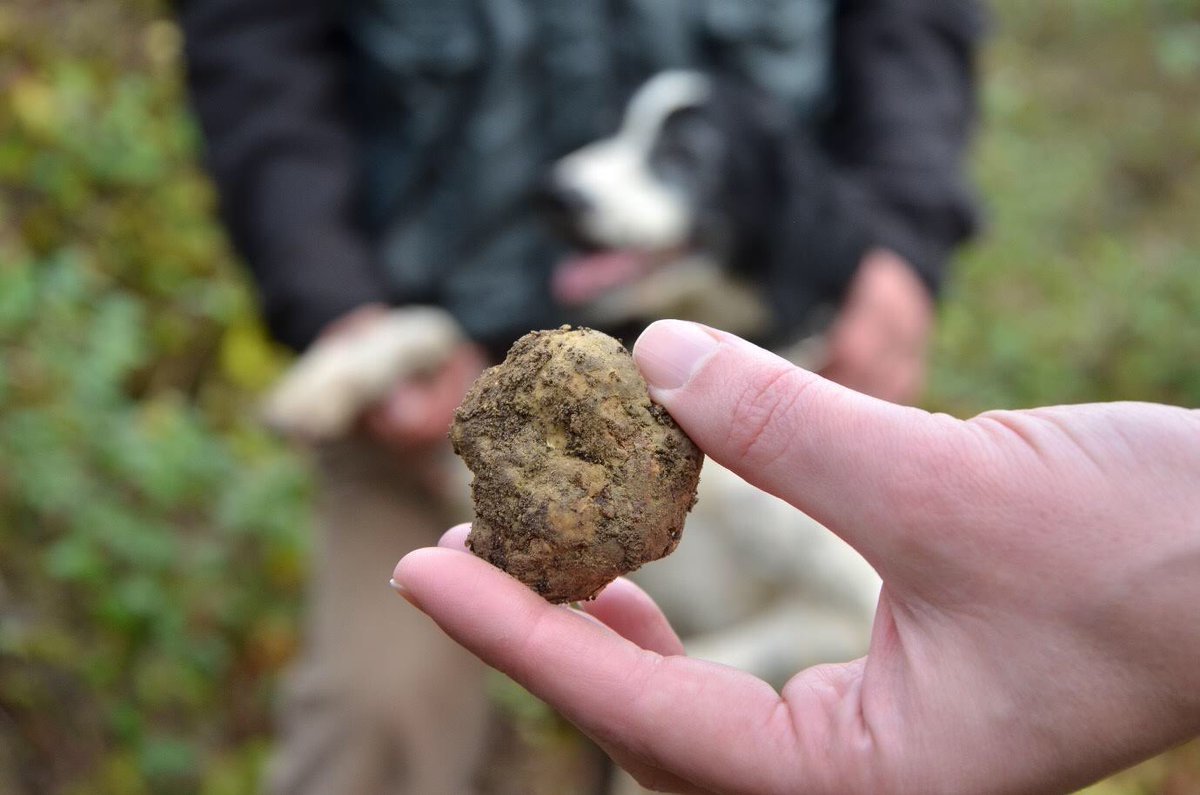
{"left": 685, "top": 82, "right": 790, "bottom": 266}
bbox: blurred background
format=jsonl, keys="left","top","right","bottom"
{"left": 1, "top": 0, "right": 1198, "bottom": 793}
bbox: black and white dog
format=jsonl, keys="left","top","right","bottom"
{"left": 265, "top": 70, "right": 863, "bottom": 437}
{"left": 543, "top": 69, "right": 864, "bottom": 361}
{"left": 541, "top": 72, "right": 879, "bottom": 689}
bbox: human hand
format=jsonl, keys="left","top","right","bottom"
{"left": 358, "top": 342, "right": 485, "bottom": 450}
{"left": 819, "top": 249, "right": 933, "bottom": 405}
{"left": 392, "top": 320, "right": 1200, "bottom": 794}
{"left": 320, "top": 304, "right": 486, "bottom": 451}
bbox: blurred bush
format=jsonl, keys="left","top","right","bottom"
{"left": 0, "top": 2, "right": 309, "bottom": 793}
{"left": 930, "top": 0, "right": 1200, "bottom": 414}
{"left": 0, "top": 0, "right": 1197, "bottom": 793}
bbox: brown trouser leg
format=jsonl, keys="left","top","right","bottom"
{"left": 266, "top": 438, "right": 487, "bottom": 795}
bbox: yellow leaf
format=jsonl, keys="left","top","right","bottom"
{"left": 9, "top": 75, "right": 57, "bottom": 136}
{"left": 219, "top": 319, "right": 289, "bottom": 393}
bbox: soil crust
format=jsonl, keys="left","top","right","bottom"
{"left": 451, "top": 327, "right": 703, "bottom": 603}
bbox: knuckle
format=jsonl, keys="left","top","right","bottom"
{"left": 723, "top": 364, "right": 811, "bottom": 470}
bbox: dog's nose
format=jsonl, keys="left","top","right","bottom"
{"left": 537, "top": 177, "right": 592, "bottom": 220}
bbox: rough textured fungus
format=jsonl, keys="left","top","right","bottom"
{"left": 451, "top": 327, "right": 703, "bottom": 603}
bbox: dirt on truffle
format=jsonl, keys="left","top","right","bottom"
{"left": 451, "top": 327, "right": 704, "bottom": 603}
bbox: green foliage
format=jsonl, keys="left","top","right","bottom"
{"left": 0, "top": 0, "right": 1197, "bottom": 794}
{"left": 928, "top": 0, "right": 1200, "bottom": 417}
{"left": 1, "top": 2, "right": 306, "bottom": 793}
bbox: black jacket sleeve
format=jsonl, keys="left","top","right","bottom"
{"left": 823, "top": 0, "right": 985, "bottom": 295}
{"left": 179, "top": 0, "right": 390, "bottom": 350}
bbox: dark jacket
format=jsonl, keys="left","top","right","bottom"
{"left": 180, "top": 0, "right": 984, "bottom": 352}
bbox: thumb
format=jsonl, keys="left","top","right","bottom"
{"left": 632, "top": 320, "right": 963, "bottom": 565}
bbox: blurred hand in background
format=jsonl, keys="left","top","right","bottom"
{"left": 820, "top": 249, "right": 934, "bottom": 405}
{"left": 320, "top": 304, "right": 487, "bottom": 452}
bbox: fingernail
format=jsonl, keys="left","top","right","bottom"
{"left": 389, "top": 577, "right": 419, "bottom": 608}
{"left": 633, "top": 320, "right": 721, "bottom": 391}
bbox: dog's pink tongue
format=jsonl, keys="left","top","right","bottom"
{"left": 552, "top": 251, "right": 647, "bottom": 305}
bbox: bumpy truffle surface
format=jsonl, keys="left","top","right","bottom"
{"left": 451, "top": 327, "right": 703, "bottom": 603}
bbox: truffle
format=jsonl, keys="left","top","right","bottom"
{"left": 451, "top": 327, "right": 703, "bottom": 603}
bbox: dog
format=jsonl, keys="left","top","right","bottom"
{"left": 264, "top": 70, "right": 879, "bottom": 692}
{"left": 542, "top": 69, "right": 862, "bottom": 363}
{"left": 542, "top": 69, "right": 880, "bottom": 682}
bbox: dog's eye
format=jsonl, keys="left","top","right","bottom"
{"left": 651, "top": 140, "right": 702, "bottom": 187}
{"left": 650, "top": 110, "right": 722, "bottom": 190}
